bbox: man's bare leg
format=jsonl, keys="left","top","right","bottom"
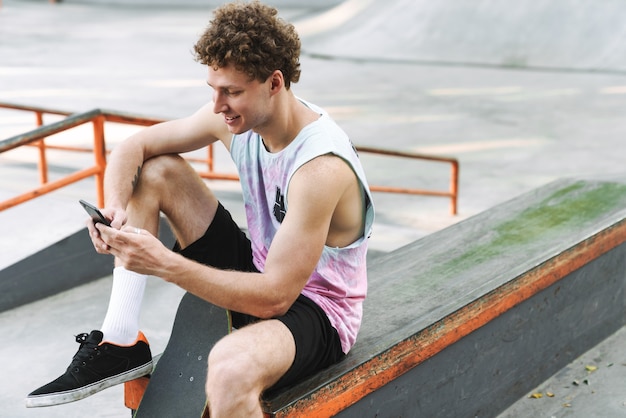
{"left": 101, "top": 154, "right": 220, "bottom": 343}
{"left": 26, "top": 155, "right": 221, "bottom": 407}
{"left": 205, "top": 320, "right": 296, "bottom": 418}
{"left": 125, "top": 154, "right": 220, "bottom": 247}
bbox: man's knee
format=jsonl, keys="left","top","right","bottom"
{"left": 205, "top": 338, "right": 263, "bottom": 416}
{"left": 138, "top": 154, "right": 186, "bottom": 187}
{"left": 206, "top": 338, "right": 257, "bottom": 394}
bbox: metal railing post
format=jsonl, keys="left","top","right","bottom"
{"left": 92, "top": 115, "right": 107, "bottom": 207}
{"left": 450, "top": 160, "right": 459, "bottom": 216}
{"left": 208, "top": 145, "right": 213, "bottom": 173}
{"left": 34, "top": 111, "right": 49, "bottom": 185}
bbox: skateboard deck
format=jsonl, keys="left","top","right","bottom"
{"left": 133, "top": 292, "right": 231, "bottom": 417}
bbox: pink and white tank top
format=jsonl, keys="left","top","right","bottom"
{"left": 229, "top": 100, "right": 374, "bottom": 353}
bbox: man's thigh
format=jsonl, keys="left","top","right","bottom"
{"left": 173, "top": 202, "right": 256, "bottom": 272}
{"left": 209, "top": 319, "right": 296, "bottom": 392}
{"left": 134, "top": 154, "right": 220, "bottom": 249}
{"left": 230, "top": 295, "right": 345, "bottom": 393}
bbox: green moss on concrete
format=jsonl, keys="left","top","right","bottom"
{"left": 439, "top": 180, "right": 626, "bottom": 276}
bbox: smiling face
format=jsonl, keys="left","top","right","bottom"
{"left": 208, "top": 64, "right": 274, "bottom": 135}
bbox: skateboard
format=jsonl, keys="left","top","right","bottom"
{"left": 132, "top": 292, "right": 231, "bottom": 417}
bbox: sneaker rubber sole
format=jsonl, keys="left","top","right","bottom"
{"left": 25, "top": 360, "right": 153, "bottom": 408}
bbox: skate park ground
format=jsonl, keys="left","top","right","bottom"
{"left": 1, "top": 0, "right": 625, "bottom": 416}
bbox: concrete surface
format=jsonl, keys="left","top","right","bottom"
{"left": 1, "top": 0, "right": 625, "bottom": 417}
{"left": 302, "top": 0, "right": 626, "bottom": 73}
{"left": 498, "top": 326, "right": 626, "bottom": 418}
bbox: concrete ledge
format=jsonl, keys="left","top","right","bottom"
{"left": 263, "top": 178, "right": 626, "bottom": 417}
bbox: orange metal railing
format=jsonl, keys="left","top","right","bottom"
{"left": 357, "top": 146, "right": 459, "bottom": 215}
{"left": 0, "top": 102, "right": 459, "bottom": 214}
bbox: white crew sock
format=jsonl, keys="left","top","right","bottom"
{"left": 100, "top": 266, "right": 147, "bottom": 345}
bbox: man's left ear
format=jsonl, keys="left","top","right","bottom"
{"left": 270, "top": 70, "right": 284, "bottom": 93}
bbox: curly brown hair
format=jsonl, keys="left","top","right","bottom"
{"left": 194, "top": 1, "right": 301, "bottom": 89}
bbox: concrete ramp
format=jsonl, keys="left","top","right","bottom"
{"left": 300, "top": 0, "right": 626, "bottom": 73}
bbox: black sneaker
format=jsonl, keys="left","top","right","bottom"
{"left": 25, "top": 330, "right": 153, "bottom": 408}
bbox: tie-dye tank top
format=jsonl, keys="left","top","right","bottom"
{"left": 229, "top": 100, "right": 374, "bottom": 353}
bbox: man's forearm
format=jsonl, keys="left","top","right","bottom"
{"left": 104, "top": 141, "right": 145, "bottom": 210}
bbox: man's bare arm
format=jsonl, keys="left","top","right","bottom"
{"left": 102, "top": 103, "right": 229, "bottom": 224}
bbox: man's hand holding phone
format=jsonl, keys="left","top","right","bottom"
{"left": 79, "top": 199, "right": 121, "bottom": 254}
{"left": 79, "top": 199, "right": 168, "bottom": 275}
{"left": 79, "top": 199, "right": 112, "bottom": 227}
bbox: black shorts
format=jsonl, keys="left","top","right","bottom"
{"left": 172, "top": 203, "right": 345, "bottom": 391}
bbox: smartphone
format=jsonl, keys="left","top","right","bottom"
{"left": 79, "top": 199, "right": 111, "bottom": 226}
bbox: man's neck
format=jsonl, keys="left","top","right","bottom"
{"left": 258, "top": 93, "right": 320, "bottom": 153}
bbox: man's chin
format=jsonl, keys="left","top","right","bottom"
{"left": 227, "top": 125, "right": 246, "bottom": 135}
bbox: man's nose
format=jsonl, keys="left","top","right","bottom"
{"left": 212, "top": 92, "right": 227, "bottom": 114}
